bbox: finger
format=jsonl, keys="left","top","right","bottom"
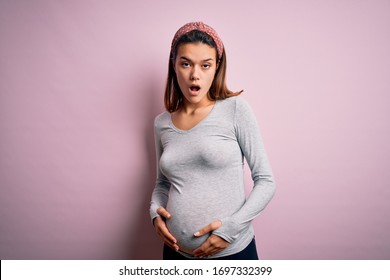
{"left": 193, "top": 235, "right": 227, "bottom": 257}
{"left": 156, "top": 226, "right": 179, "bottom": 250}
{"left": 194, "top": 244, "right": 223, "bottom": 258}
{"left": 155, "top": 217, "right": 177, "bottom": 244}
{"left": 159, "top": 224, "right": 177, "bottom": 244}
{"left": 194, "top": 220, "right": 222, "bottom": 237}
{"left": 159, "top": 236, "right": 179, "bottom": 252}
{"left": 193, "top": 241, "right": 210, "bottom": 257}
{"left": 159, "top": 233, "right": 179, "bottom": 251}
{"left": 157, "top": 207, "right": 172, "bottom": 219}
{"left": 194, "top": 248, "right": 215, "bottom": 258}
{"left": 154, "top": 217, "right": 178, "bottom": 246}
{"left": 172, "top": 243, "right": 180, "bottom": 251}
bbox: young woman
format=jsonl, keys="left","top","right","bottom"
{"left": 150, "top": 22, "right": 275, "bottom": 260}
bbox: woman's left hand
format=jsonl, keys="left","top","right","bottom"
{"left": 192, "top": 220, "right": 229, "bottom": 258}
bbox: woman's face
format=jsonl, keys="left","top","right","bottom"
{"left": 174, "top": 42, "right": 217, "bottom": 108}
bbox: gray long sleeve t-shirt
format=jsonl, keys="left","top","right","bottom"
{"left": 150, "top": 96, "right": 275, "bottom": 258}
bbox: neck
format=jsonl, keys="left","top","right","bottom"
{"left": 182, "top": 98, "right": 215, "bottom": 114}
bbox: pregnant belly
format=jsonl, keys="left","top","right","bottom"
{"left": 165, "top": 215, "right": 210, "bottom": 254}
{"left": 164, "top": 169, "right": 242, "bottom": 255}
{"left": 165, "top": 196, "right": 217, "bottom": 255}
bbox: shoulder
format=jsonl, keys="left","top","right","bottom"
{"left": 214, "top": 96, "right": 254, "bottom": 122}
{"left": 219, "top": 95, "right": 253, "bottom": 114}
{"left": 228, "top": 96, "right": 258, "bottom": 127}
{"left": 234, "top": 95, "right": 251, "bottom": 109}
{"left": 154, "top": 111, "right": 170, "bottom": 128}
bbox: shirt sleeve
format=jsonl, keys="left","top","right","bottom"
{"left": 212, "top": 97, "right": 276, "bottom": 243}
{"left": 149, "top": 116, "right": 171, "bottom": 222}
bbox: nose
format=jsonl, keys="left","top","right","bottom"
{"left": 190, "top": 65, "right": 200, "bottom": 80}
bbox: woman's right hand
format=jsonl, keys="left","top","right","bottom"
{"left": 154, "top": 207, "right": 179, "bottom": 252}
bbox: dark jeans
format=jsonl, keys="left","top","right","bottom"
{"left": 163, "top": 238, "right": 259, "bottom": 260}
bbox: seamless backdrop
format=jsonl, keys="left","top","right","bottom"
{"left": 1, "top": 0, "right": 389, "bottom": 259}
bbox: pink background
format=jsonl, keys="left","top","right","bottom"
{"left": 1, "top": 0, "right": 389, "bottom": 259}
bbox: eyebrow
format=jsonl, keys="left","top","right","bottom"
{"left": 179, "top": 56, "right": 214, "bottom": 62}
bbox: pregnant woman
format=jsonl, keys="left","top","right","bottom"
{"left": 150, "top": 22, "right": 276, "bottom": 260}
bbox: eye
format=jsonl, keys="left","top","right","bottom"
{"left": 181, "top": 62, "right": 190, "bottom": 68}
{"left": 203, "top": 64, "right": 211, "bottom": 69}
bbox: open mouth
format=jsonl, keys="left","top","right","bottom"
{"left": 189, "top": 85, "right": 201, "bottom": 93}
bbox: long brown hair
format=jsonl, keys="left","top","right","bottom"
{"left": 164, "top": 30, "right": 242, "bottom": 113}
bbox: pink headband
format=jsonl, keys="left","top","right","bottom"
{"left": 171, "top": 22, "right": 224, "bottom": 60}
